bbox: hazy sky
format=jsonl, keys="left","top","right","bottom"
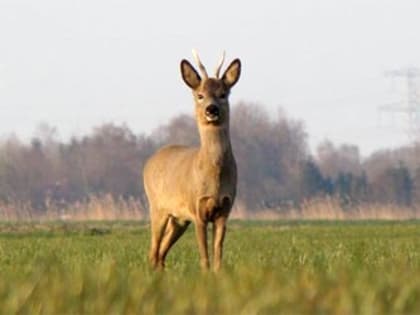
{"left": 1, "top": 0, "right": 420, "bottom": 156}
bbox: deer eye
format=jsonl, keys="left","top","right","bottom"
{"left": 197, "top": 94, "right": 204, "bottom": 100}
{"left": 219, "top": 93, "right": 227, "bottom": 99}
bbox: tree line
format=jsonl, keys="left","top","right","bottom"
{"left": 0, "top": 102, "right": 419, "bottom": 212}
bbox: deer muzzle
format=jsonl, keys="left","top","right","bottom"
{"left": 205, "top": 104, "right": 220, "bottom": 122}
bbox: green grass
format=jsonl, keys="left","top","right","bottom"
{"left": 0, "top": 221, "right": 420, "bottom": 314}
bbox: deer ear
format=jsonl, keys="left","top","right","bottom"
{"left": 181, "top": 60, "right": 201, "bottom": 89}
{"left": 222, "top": 59, "right": 241, "bottom": 88}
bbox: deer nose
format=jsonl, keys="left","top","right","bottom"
{"left": 205, "top": 104, "right": 219, "bottom": 116}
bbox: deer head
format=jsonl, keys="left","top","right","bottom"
{"left": 180, "top": 50, "right": 241, "bottom": 128}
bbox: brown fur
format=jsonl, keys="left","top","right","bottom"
{"left": 143, "top": 55, "right": 241, "bottom": 271}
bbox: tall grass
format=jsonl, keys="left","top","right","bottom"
{"left": 0, "top": 194, "right": 146, "bottom": 222}
{"left": 232, "top": 197, "right": 420, "bottom": 221}
{"left": 0, "top": 195, "right": 419, "bottom": 222}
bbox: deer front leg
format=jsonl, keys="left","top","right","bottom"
{"left": 213, "top": 216, "right": 227, "bottom": 272}
{"left": 149, "top": 213, "right": 170, "bottom": 270}
{"left": 195, "top": 197, "right": 216, "bottom": 270}
{"left": 213, "top": 197, "right": 232, "bottom": 271}
{"left": 195, "top": 220, "right": 209, "bottom": 270}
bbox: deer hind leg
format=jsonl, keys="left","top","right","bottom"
{"left": 158, "top": 216, "right": 190, "bottom": 268}
{"left": 149, "top": 211, "right": 169, "bottom": 270}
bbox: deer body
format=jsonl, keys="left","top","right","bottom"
{"left": 143, "top": 51, "right": 241, "bottom": 271}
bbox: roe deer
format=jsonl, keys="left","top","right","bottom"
{"left": 143, "top": 50, "right": 241, "bottom": 271}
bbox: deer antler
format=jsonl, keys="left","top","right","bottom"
{"left": 192, "top": 49, "right": 208, "bottom": 78}
{"left": 215, "top": 51, "right": 225, "bottom": 78}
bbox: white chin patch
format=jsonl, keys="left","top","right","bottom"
{"left": 206, "top": 116, "right": 219, "bottom": 122}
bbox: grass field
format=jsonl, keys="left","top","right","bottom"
{"left": 0, "top": 221, "right": 420, "bottom": 314}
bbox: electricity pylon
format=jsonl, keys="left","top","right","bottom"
{"left": 378, "top": 67, "right": 420, "bottom": 142}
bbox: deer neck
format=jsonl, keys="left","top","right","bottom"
{"left": 198, "top": 125, "right": 232, "bottom": 167}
